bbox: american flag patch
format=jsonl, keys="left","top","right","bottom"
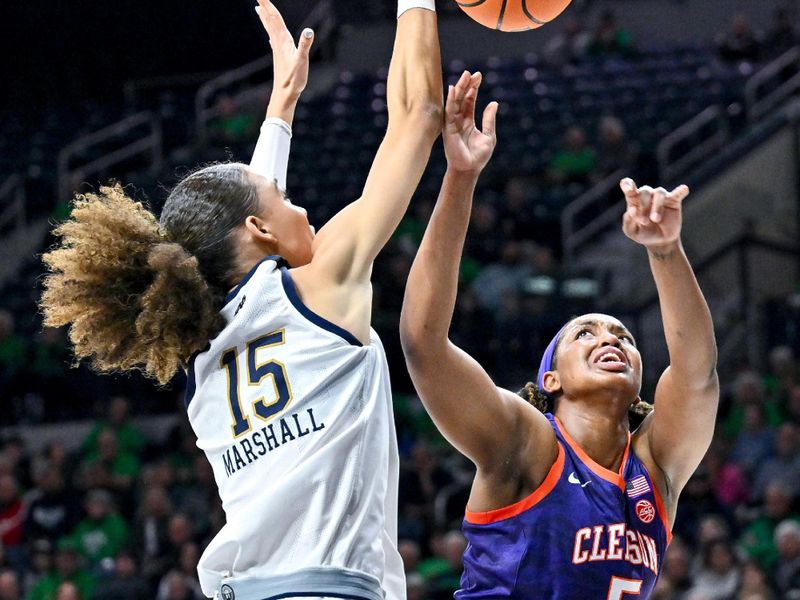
{"left": 626, "top": 475, "right": 651, "bottom": 498}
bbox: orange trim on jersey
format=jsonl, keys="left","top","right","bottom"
{"left": 465, "top": 442, "right": 565, "bottom": 525}
{"left": 553, "top": 417, "right": 630, "bottom": 492}
{"left": 649, "top": 473, "right": 674, "bottom": 545}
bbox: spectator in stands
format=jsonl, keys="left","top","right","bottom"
{"left": 471, "top": 241, "right": 531, "bottom": 313}
{"left": 155, "top": 571, "right": 202, "bottom": 600}
{"left": 76, "top": 429, "right": 139, "bottom": 497}
{"left": 729, "top": 403, "right": 775, "bottom": 475}
{"left": 656, "top": 537, "right": 693, "bottom": 598}
{"left": 398, "top": 442, "right": 453, "bottom": 545}
{"left": 208, "top": 95, "right": 259, "bottom": 146}
{"left": 594, "top": 116, "right": 638, "bottom": 178}
{"left": 68, "top": 489, "right": 129, "bottom": 566}
{"left": 91, "top": 549, "right": 148, "bottom": 600}
{"left": 741, "top": 481, "right": 800, "bottom": 570}
{"left": 737, "top": 559, "right": 776, "bottom": 600}
{"left": 28, "top": 328, "right": 71, "bottom": 403}
{"left": 81, "top": 397, "right": 146, "bottom": 460}
{"left": 763, "top": 7, "right": 798, "bottom": 60}
{"left": 548, "top": 126, "right": 596, "bottom": 185}
{"left": 22, "top": 541, "right": 53, "bottom": 599}
{"left": 751, "top": 422, "right": 800, "bottom": 501}
{"left": 498, "top": 178, "right": 537, "bottom": 243}
{"left": 703, "top": 441, "right": 749, "bottom": 509}
{"left": 53, "top": 582, "right": 80, "bottom": 600}
{"left": 405, "top": 573, "right": 427, "bottom": 600}
{"left": 765, "top": 344, "right": 797, "bottom": 405}
{"left": 0, "top": 310, "right": 27, "bottom": 401}
{"left": 418, "top": 530, "right": 466, "bottom": 600}
{"left": 687, "top": 540, "right": 740, "bottom": 600}
{"left": 25, "top": 466, "right": 80, "bottom": 542}
{"left": 543, "top": 18, "right": 590, "bottom": 66}
{"left": 775, "top": 519, "right": 800, "bottom": 596}
{"left": 724, "top": 371, "right": 783, "bottom": 438}
{"left": 0, "top": 568, "right": 20, "bottom": 600}
{"left": 2, "top": 437, "right": 31, "bottom": 489}
{"left": 587, "top": 10, "right": 635, "bottom": 58}
{"left": 133, "top": 486, "right": 172, "bottom": 584}
{"left": 464, "top": 202, "right": 502, "bottom": 265}
{"left": 0, "top": 476, "right": 24, "bottom": 570}
{"left": 717, "top": 14, "right": 762, "bottom": 63}
{"left": 398, "top": 539, "right": 421, "bottom": 575}
{"left": 26, "top": 539, "right": 97, "bottom": 600}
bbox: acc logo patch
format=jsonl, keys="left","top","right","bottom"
{"left": 636, "top": 500, "right": 656, "bottom": 524}
{"left": 220, "top": 584, "right": 235, "bottom": 600}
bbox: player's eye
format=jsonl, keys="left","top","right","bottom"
{"left": 619, "top": 334, "right": 636, "bottom": 346}
{"left": 576, "top": 329, "right": 592, "bottom": 339}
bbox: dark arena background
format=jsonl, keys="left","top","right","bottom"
{"left": 2, "top": 0, "right": 800, "bottom": 598}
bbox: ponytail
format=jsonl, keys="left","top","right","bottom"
{"left": 41, "top": 163, "right": 261, "bottom": 385}
{"left": 41, "top": 185, "right": 222, "bottom": 385}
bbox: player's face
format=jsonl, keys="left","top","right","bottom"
{"left": 551, "top": 313, "right": 642, "bottom": 400}
{"left": 251, "top": 171, "right": 315, "bottom": 267}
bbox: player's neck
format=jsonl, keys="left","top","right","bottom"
{"left": 554, "top": 405, "right": 629, "bottom": 473}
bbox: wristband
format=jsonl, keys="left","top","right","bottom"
{"left": 398, "top": 0, "right": 436, "bottom": 18}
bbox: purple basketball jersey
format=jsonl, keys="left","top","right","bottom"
{"left": 457, "top": 414, "right": 671, "bottom": 599}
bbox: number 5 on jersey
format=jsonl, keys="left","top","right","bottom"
{"left": 220, "top": 329, "right": 293, "bottom": 438}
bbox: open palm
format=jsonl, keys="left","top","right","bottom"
{"left": 443, "top": 71, "right": 498, "bottom": 174}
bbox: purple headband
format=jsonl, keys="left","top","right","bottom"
{"left": 536, "top": 325, "right": 567, "bottom": 395}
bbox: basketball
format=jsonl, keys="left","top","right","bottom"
{"left": 455, "top": 0, "right": 573, "bottom": 32}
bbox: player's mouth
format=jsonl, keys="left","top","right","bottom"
{"left": 591, "top": 347, "right": 628, "bottom": 372}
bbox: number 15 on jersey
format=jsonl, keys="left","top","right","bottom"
{"left": 220, "top": 329, "right": 293, "bottom": 438}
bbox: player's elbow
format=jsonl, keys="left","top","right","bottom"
{"left": 400, "top": 315, "right": 445, "bottom": 366}
{"left": 389, "top": 100, "right": 443, "bottom": 142}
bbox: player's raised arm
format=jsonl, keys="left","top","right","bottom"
{"left": 249, "top": 0, "right": 314, "bottom": 190}
{"left": 301, "top": 4, "right": 443, "bottom": 291}
{"left": 622, "top": 179, "right": 720, "bottom": 494}
{"left": 400, "top": 77, "right": 556, "bottom": 477}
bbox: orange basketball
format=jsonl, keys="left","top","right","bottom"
{"left": 455, "top": 0, "right": 573, "bottom": 32}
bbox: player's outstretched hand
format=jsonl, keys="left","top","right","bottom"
{"left": 256, "top": 0, "right": 314, "bottom": 104}
{"left": 443, "top": 71, "right": 498, "bottom": 175}
{"left": 620, "top": 178, "right": 689, "bottom": 251}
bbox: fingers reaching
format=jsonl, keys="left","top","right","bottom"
{"left": 256, "top": 0, "right": 292, "bottom": 46}
{"left": 462, "top": 72, "right": 481, "bottom": 127}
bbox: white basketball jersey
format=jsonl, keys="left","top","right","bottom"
{"left": 185, "top": 257, "right": 405, "bottom": 599}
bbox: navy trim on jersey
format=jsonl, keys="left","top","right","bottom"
{"left": 225, "top": 255, "right": 289, "bottom": 305}
{"left": 184, "top": 350, "right": 201, "bottom": 409}
{"left": 280, "top": 268, "right": 363, "bottom": 347}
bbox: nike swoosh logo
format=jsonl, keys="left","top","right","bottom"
{"left": 568, "top": 472, "right": 591, "bottom": 488}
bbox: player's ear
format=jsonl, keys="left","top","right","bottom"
{"left": 542, "top": 371, "right": 561, "bottom": 396}
{"left": 245, "top": 216, "right": 278, "bottom": 247}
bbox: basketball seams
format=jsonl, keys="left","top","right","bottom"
{"left": 521, "top": 0, "right": 547, "bottom": 25}
{"left": 496, "top": 0, "right": 508, "bottom": 30}
{"left": 456, "top": 0, "right": 489, "bottom": 7}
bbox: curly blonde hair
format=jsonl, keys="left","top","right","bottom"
{"left": 40, "top": 185, "right": 222, "bottom": 384}
{"left": 40, "top": 163, "right": 260, "bottom": 385}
